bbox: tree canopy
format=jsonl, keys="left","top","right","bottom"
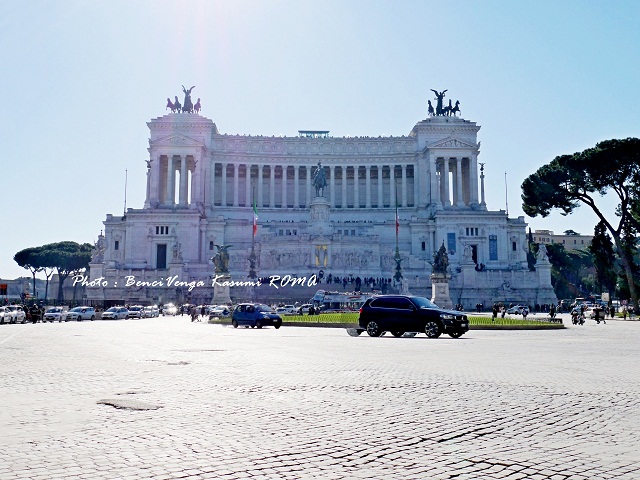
{"left": 14, "top": 241, "right": 93, "bottom": 303}
{"left": 521, "top": 137, "right": 640, "bottom": 310}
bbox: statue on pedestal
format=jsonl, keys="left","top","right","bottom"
{"left": 312, "top": 161, "right": 327, "bottom": 197}
{"left": 212, "top": 245, "right": 231, "bottom": 274}
{"left": 432, "top": 242, "right": 449, "bottom": 274}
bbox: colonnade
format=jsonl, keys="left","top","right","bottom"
{"left": 210, "top": 163, "right": 417, "bottom": 209}
{"left": 429, "top": 154, "right": 479, "bottom": 208}
{"left": 148, "top": 154, "right": 480, "bottom": 210}
{"left": 153, "top": 155, "right": 197, "bottom": 207}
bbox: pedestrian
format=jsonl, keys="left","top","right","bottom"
{"left": 200, "top": 305, "right": 206, "bottom": 320}
{"left": 623, "top": 306, "right": 627, "bottom": 320}
{"left": 491, "top": 304, "right": 498, "bottom": 321}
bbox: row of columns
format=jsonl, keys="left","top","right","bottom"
{"left": 158, "top": 155, "right": 196, "bottom": 206}
{"left": 148, "top": 154, "right": 480, "bottom": 210}
{"left": 211, "top": 163, "right": 416, "bottom": 209}
{"left": 429, "top": 154, "right": 479, "bottom": 208}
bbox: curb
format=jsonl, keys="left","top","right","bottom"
{"left": 208, "top": 320, "right": 565, "bottom": 330}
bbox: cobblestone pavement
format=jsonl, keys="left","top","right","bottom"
{"left": 1, "top": 315, "right": 639, "bottom": 480}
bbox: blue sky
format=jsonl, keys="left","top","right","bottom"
{"left": 1, "top": 0, "right": 639, "bottom": 280}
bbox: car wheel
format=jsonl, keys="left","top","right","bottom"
{"left": 391, "top": 331, "right": 405, "bottom": 338}
{"left": 346, "top": 328, "right": 362, "bottom": 336}
{"left": 90, "top": 316, "right": 95, "bottom": 321}
{"left": 366, "top": 321, "right": 382, "bottom": 337}
{"left": 448, "top": 331, "right": 464, "bottom": 338}
{"left": 424, "top": 321, "right": 442, "bottom": 338}
{"left": 256, "top": 320, "right": 262, "bottom": 329}
{"left": 232, "top": 319, "right": 238, "bottom": 328}
{"left": 274, "top": 321, "right": 281, "bottom": 330}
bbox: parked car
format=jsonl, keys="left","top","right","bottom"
{"left": 0, "top": 306, "right": 24, "bottom": 324}
{"left": 208, "top": 305, "right": 231, "bottom": 318}
{"left": 506, "top": 305, "right": 529, "bottom": 315}
{"left": 297, "top": 304, "right": 313, "bottom": 314}
{"left": 0, "top": 307, "right": 13, "bottom": 324}
{"left": 101, "top": 306, "right": 129, "bottom": 320}
{"left": 143, "top": 306, "right": 158, "bottom": 318}
{"left": 43, "top": 307, "right": 67, "bottom": 322}
{"left": 127, "top": 305, "right": 145, "bottom": 319}
{"left": 162, "top": 303, "right": 177, "bottom": 316}
{"left": 64, "top": 306, "right": 96, "bottom": 321}
{"left": 280, "top": 305, "right": 298, "bottom": 314}
{"left": 231, "top": 303, "right": 282, "bottom": 329}
{"left": 357, "top": 295, "right": 469, "bottom": 338}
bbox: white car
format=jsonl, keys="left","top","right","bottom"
{"left": 208, "top": 305, "right": 231, "bottom": 317}
{"left": 64, "top": 306, "right": 96, "bottom": 321}
{"left": 127, "top": 305, "right": 145, "bottom": 319}
{"left": 297, "top": 304, "right": 313, "bottom": 314}
{"left": 101, "top": 306, "right": 129, "bottom": 320}
{"left": 0, "top": 306, "right": 11, "bottom": 324}
{"left": 2, "top": 305, "right": 27, "bottom": 323}
{"left": 506, "top": 305, "right": 529, "bottom": 315}
{"left": 162, "top": 303, "right": 177, "bottom": 316}
{"left": 43, "top": 307, "right": 67, "bottom": 322}
{"left": 143, "top": 306, "right": 156, "bottom": 318}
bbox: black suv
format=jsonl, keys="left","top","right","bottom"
{"left": 357, "top": 295, "right": 469, "bottom": 338}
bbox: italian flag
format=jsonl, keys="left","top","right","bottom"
{"left": 253, "top": 199, "right": 258, "bottom": 236}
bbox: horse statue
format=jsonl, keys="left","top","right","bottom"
{"left": 427, "top": 100, "right": 435, "bottom": 117}
{"left": 450, "top": 100, "right": 460, "bottom": 116}
{"left": 443, "top": 99, "right": 453, "bottom": 116}
{"left": 312, "top": 161, "right": 327, "bottom": 197}
{"left": 166, "top": 98, "right": 175, "bottom": 112}
{"left": 194, "top": 98, "right": 201, "bottom": 113}
{"left": 172, "top": 96, "right": 182, "bottom": 113}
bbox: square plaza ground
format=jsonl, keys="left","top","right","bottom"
{"left": 1, "top": 316, "right": 639, "bottom": 479}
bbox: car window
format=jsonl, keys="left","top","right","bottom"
{"left": 396, "top": 298, "right": 415, "bottom": 310}
{"left": 247, "top": 305, "right": 255, "bottom": 313}
{"left": 256, "top": 305, "right": 274, "bottom": 313}
{"left": 370, "top": 298, "right": 396, "bottom": 309}
{"left": 411, "top": 297, "right": 438, "bottom": 309}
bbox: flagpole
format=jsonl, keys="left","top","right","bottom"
{"left": 249, "top": 185, "right": 257, "bottom": 280}
{"left": 394, "top": 178, "right": 402, "bottom": 283}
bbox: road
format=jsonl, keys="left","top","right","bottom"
{"left": 1, "top": 315, "right": 639, "bottom": 479}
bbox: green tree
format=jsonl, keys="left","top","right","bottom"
{"left": 13, "top": 247, "right": 45, "bottom": 299}
{"left": 40, "top": 242, "right": 93, "bottom": 303}
{"left": 588, "top": 222, "right": 617, "bottom": 301}
{"left": 526, "top": 228, "right": 536, "bottom": 271}
{"left": 544, "top": 243, "right": 593, "bottom": 300}
{"left": 521, "top": 138, "right": 640, "bottom": 311}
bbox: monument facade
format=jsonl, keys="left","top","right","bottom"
{"left": 87, "top": 90, "right": 556, "bottom": 307}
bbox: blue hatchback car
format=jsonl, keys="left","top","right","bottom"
{"left": 231, "top": 303, "right": 282, "bottom": 329}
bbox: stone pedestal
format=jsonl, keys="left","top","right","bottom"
{"left": 212, "top": 274, "right": 232, "bottom": 304}
{"left": 430, "top": 273, "right": 453, "bottom": 309}
{"left": 308, "top": 196, "right": 332, "bottom": 237}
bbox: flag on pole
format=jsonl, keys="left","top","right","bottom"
{"left": 253, "top": 199, "right": 258, "bottom": 236}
